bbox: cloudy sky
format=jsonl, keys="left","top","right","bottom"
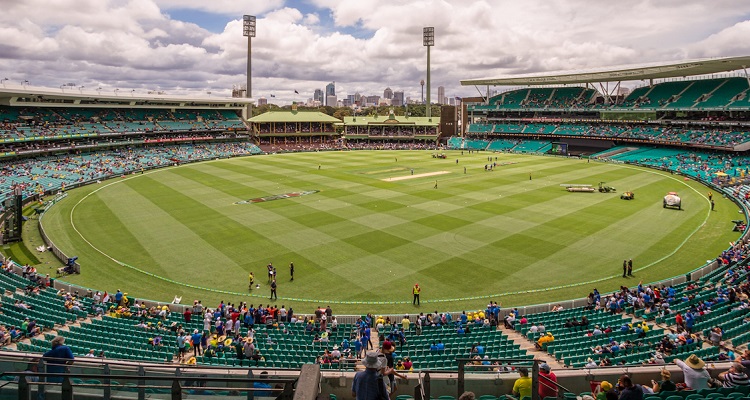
{"left": 2, "top": 0, "right": 750, "bottom": 105}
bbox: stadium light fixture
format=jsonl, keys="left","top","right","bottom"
{"left": 1, "top": 78, "right": 8, "bottom": 87}
{"left": 423, "top": 27, "right": 434, "bottom": 119}
{"left": 60, "top": 85, "right": 66, "bottom": 92}
{"left": 79, "top": 86, "right": 84, "bottom": 93}
{"left": 131, "top": 89, "right": 136, "bottom": 96}
{"left": 22, "top": 80, "right": 29, "bottom": 88}
{"left": 243, "top": 15, "right": 256, "bottom": 99}
{"left": 114, "top": 88, "right": 120, "bottom": 96}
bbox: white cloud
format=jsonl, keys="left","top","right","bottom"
{"left": 152, "top": 0, "right": 284, "bottom": 16}
{"left": 2, "top": 0, "right": 750, "bottom": 104}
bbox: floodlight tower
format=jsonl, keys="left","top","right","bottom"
{"left": 423, "top": 27, "right": 434, "bottom": 119}
{"left": 243, "top": 15, "right": 256, "bottom": 99}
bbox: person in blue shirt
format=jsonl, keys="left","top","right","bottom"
{"left": 430, "top": 342, "right": 438, "bottom": 352}
{"left": 114, "top": 290, "right": 123, "bottom": 305}
{"left": 42, "top": 336, "right": 74, "bottom": 383}
{"left": 436, "top": 341, "right": 445, "bottom": 351}
{"left": 352, "top": 351, "right": 388, "bottom": 400}
{"left": 191, "top": 330, "right": 203, "bottom": 356}
{"left": 253, "top": 371, "right": 273, "bottom": 397}
{"left": 460, "top": 312, "right": 467, "bottom": 324}
{"left": 359, "top": 335, "right": 369, "bottom": 357}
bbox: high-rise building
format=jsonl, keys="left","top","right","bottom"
{"left": 325, "top": 82, "right": 335, "bottom": 106}
{"left": 346, "top": 94, "right": 356, "bottom": 104}
{"left": 383, "top": 87, "right": 393, "bottom": 100}
{"left": 366, "top": 95, "right": 380, "bottom": 107}
{"left": 314, "top": 89, "right": 324, "bottom": 104}
{"left": 257, "top": 97, "right": 268, "bottom": 106}
{"left": 438, "top": 86, "right": 445, "bottom": 105}
{"left": 326, "top": 95, "right": 337, "bottom": 107}
{"left": 392, "top": 91, "right": 404, "bottom": 107}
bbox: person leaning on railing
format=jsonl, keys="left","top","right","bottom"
{"left": 42, "top": 336, "right": 74, "bottom": 383}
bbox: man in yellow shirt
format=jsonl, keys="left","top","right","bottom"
{"left": 413, "top": 284, "right": 421, "bottom": 305}
{"left": 535, "top": 332, "right": 554, "bottom": 350}
{"left": 512, "top": 367, "right": 532, "bottom": 399}
{"left": 402, "top": 315, "right": 411, "bottom": 331}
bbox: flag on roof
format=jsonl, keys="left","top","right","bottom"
{"left": 294, "top": 90, "right": 299, "bottom": 94}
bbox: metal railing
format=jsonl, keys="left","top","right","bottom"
{"left": 0, "top": 353, "right": 303, "bottom": 400}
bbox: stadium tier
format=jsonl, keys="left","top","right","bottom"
{"left": 0, "top": 105, "right": 247, "bottom": 140}
{"left": 0, "top": 142, "right": 262, "bottom": 199}
{"left": 2, "top": 90, "right": 750, "bottom": 400}
{"left": 459, "top": 122, "right": 750, "bottom": 149}
{"left": 469, "top": 77, "right": 750, "bottom": 111}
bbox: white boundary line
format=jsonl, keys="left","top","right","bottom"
{"left": 60, "top": 158, "right": 715, "bottom": 301}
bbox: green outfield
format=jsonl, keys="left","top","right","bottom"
{"left": 36, "top": 150, "right": 739, "bottom": 314}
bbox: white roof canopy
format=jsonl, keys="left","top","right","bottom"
{"left": 460, "top": 56, "right": 750, "bottom": 86}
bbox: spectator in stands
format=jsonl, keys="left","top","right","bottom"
{"left": 253, "top": 371, "right": 273, "bottom": 397}
{"left": 651, "top": 369, "right": 676, "bottom": 393}
{"left": 717, "top": 362, "right": 749, "bottom": 388}
{"left": 511, "top": 367, "right": 532, "bottom": 399}
{"left": 535, "top": 332, "right": 554, "bottom": 350}
{"left": 674, "top": 354, "right": 711, "bottom": 390}
{"left": 616, "top": 375, "right": 643, "bottom": 400}
{"left": 596, "top": 380, "right": 616, "bottom": 400}
{"left": 42, "top": 336, "right": 74, "bottom": 383}
{"left": 352, "top": 351, "right": 388, "bottom": 400}
{"left": 538, "top": 363, "right": 557, "bottom": 398}
{"left": 191, "top": 329, "right": 202, "bottom": 357}
{"left": 709, "top": 327, "right": 723, "bottom": 346}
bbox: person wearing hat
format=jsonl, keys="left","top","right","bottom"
{"left": 595, "top": 380, "right": 616, "bottom": 400}
{"left": 535, "top": 332, "right": 554, "bottom": 350}
{"left": 651, "top": 369, "right": 676, "bottom": 393}
{"left": 538, "top": 363, "right": 558, "bottom": 399}
{"left": 717, "top": 362, "right": 750, "bottom": 388}
{"left": 191, "top": 329, "right": 203, "bottom": 357}
{"left": 241, "top": 337, "right": 254, "bottom": 366}
{"left": 42, "top": 336, "right": 74, "bottom": 383}
{"left": 352, "top": 351, "right": 389, "bottom": 400}
{"left": 674, "top": 354, "right": 711, "bottom": 390}
{"left": 331, "top": 345, "right": 341, "bottom": 359}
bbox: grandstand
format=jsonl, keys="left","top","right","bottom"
{"left": 4, "top": 60, "right": 750, "bottom": 400}
{"left": 0, "top": 89, "right": 253, "bottom": 199}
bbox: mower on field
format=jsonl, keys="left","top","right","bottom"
{"left": 620, "top": 191, "right": 635, "bottom": 200}
{"left": 598, "top": 182, "right": 616, "bottom": 193}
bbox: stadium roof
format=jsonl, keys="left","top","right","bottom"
{"left": 0, "top": 87, "right": 251, "bottom": 108}
{"left": 247, "top": 110, "right": 341, "bottom": 123}
{"left": 341, "top": 115, "right": 439, "bottom": 126}
{"left": 460, "top": 56, "right": 750, "bottom": 86}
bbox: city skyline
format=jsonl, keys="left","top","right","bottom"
{"left": 2, "top": 1, "right": 750, "bottom": 105}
